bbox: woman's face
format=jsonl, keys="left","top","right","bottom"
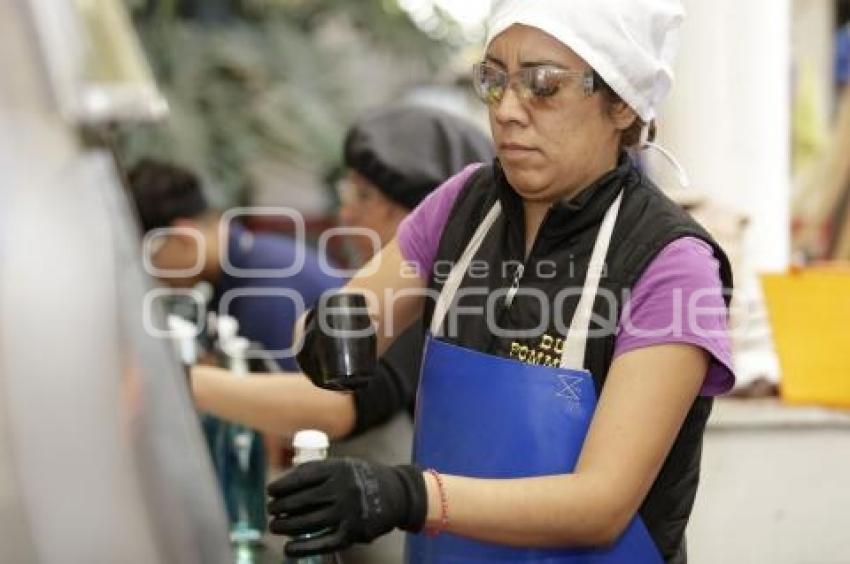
{"left": 485, "top": 25, "right": 634, "bottom": 203}
{"left": 337, "top": 169, "right": 407, "bottom": 263}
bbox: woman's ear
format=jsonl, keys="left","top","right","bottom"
{"left": 169, "top": 218, "right": 205, "bottom": 250}
{"left": 610, "top": 100, "right": 638, "bottom": 133}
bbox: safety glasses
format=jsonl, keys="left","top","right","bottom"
{"left": 336, "top": 176, "right": 377, "bottom": 207}
{"left": 472, "top": 62, "right": 596, "bottom": 105}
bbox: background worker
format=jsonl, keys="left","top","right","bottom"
{"left": 127, "top": 158, "right": 342, "bottom": 366}
{"left": 189, "top": 105, "right": 494, "bottom": 564}
{"left": 189, "top": 105, "right": 493, "bottom": 440}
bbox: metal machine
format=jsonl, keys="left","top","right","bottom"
{"left": 0, "top": 1, "right": 231, "bottom": 562}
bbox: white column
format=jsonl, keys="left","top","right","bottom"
{"left": 792, "top": 0, "right": 835, "bottom": 122}
{"left": 649, "top": 0, "right": 792, "bottom": 273}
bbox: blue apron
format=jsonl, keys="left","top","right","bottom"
{"left": 405, "top": 193, "right": 663, "bottom": 564}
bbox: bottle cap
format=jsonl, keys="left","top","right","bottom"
{"left": 293, "top": 430, "right": 329, "bottom": 451}
{"left": 167, "top": 315, "right": 198, "bottom": 365}
{"left": 221, "top": 336, "right": 250, "bottom": 358}
{"left": 217, "top": 316, "right": 239, "bottom": 343}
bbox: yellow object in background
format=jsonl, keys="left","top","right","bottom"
{"left": 761, "top": 268, "right": 850, "bottom": 409}
{"left": 792, "top": 63, "right": 828, "bottom": 173}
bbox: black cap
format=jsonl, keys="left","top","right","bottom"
{"left": 343, "top": 105, "right": 494, "bottom": 210}
{"left": 126, "top": 159, "right": 209, "bottom": 232}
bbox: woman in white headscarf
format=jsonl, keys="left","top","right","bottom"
{"left": 266, "top": 2, "right": 735, "bottom": 563}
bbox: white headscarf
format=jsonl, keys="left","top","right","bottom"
{"left": 486, "top": 0, "right": 685, "bottom": 123}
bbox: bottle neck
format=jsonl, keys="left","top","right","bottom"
{"left": 292, "top": 447, "right": 327, "bottom": 466}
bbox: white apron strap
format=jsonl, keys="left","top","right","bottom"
{"left": 430, "top": 202, "right": 502, "bottom": 337}
{"left": 430, "top": 190, "right": 624, "bottom": 368}
{"left": 559, "top": 191, "right": 624, "bottom": 370}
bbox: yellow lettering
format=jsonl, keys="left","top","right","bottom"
{"left": 528, "top": 350, "right": 556, "bottom": 367}
{"left": 510, "top": 342, "right": 521, "bottom": 358}
{"left": 517, "top": 346, "right": 529, "bottom": 362}
{"left": 511, "top": 338, "right": 566, "bottom": 367}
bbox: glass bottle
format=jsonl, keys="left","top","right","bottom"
{"left": 283, "top": 430, "right": 342, "bottom": 564}
{"left": 220, "top": 336, "right": 267, "bottom": 558}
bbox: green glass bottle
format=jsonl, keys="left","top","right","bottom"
{"left": 220, "top": 337, "right": 267, "bottom": 560}
{"left": 282, "top": 431, "right": 342, "bottom": 564}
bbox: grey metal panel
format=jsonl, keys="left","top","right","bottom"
{"left": 0, "top": 0, "right": 232, "bottom": 562}
{"left": 0, "top": 333, "right": 39, "bottom": 564}
{"left": 2, "top": 150, "right": 167, "bottom": 564}
{"left": 99, "top": 153, "right": 234, "bottom": 564}
{"left": 0, "top": 2, "right": 63, "bottom": 562}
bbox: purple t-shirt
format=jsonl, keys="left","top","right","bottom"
{"left": 398, "top": 164, "right": 735, "bottom": 396}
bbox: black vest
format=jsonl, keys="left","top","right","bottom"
{"left": 423, "top": 157, "right": 734, "bottom": 564}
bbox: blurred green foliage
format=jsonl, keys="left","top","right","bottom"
{"left": 119, "top": 0, "right": 453, "bottom": 206}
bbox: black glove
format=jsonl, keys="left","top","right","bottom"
{"left": 267, "top": 458, "right": 428, "bottom": 557}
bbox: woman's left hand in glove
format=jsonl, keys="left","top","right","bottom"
{"left": 267, "top": 458, "right": 428, "bottom": 557}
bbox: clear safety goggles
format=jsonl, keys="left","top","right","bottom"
{"left": 472, "top": 62, "right": 597, "bottom": 105}
{"left": 335, "top": 176, "right": 376, "bottom": 207}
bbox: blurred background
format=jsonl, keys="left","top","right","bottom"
{"left": 119, "top": 0, "right": 492, "bottom": 210}
{"left": 1, "top": 1, "right": 850, "bottom": 563}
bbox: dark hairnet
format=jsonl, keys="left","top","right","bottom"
{"left": 344, "top": 106, "right": 494, "bottom": 210}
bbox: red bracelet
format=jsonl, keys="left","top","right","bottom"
{"left": 424, "top": 468, "right": 449, "bottom": 537}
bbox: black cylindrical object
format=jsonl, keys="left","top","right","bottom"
{"left": 300, "top": 292, "right": 376, "bottom": 391}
